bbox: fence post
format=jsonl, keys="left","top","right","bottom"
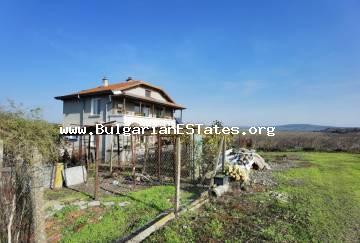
{"left": 94, "top": 135, "right": 100, "bottom": 200}
{"left": 0, "top": 139, "right": 3, "bottom": 179}
{"left": 110, "top": 136, "right": 113, "bottom": 173}
{"left": 142, "top": 136, "right": 149, "bottom": 174}
{"left": 117, "top": 134, "right": 120, "bottom": 168}
{"left": 157, "top": 133, "right": 161, "bottom": 181}
{"left": 222, "top": 136, "right": 226, "bottom": 173}
{"left": 31, "top": 148, "right": 46, "bottom": 243}
{"left": 175, "top": 136, "right": 181, "bottom": 215}
{"left": 209, "top": 136, "right": 224, "bottom": 187}
{"left": 131, "top": 134, "right": 136, "bottom": 188}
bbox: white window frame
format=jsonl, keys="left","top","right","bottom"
{"left": 91, "top": 98, "right": 101, "bottom": 115}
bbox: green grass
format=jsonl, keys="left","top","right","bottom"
{"left": 59, "top": 185, "right": 195, "bottom": 243}
{"left": 44, "top": 188, "right": 92, "bottom": 203}
{"left": 53, "top": 205, "right": 80, "bottom": 220}
{"left": 147, "top": 152, "right": 360, "bottom": 242}
{"left": 273, "top": 152, "right": 360, "bottom": 242}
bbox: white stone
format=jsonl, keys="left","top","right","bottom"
{"left": 88, "top": 201, "right": 101, "bottom": 207}
{"left": 103, "top": 201, "right": 115, "bottom": 207}
{"left": 118, "top": 201, "right": 130, "bottom": 207}
{"left": 80, "top": 205, "right": 88, "bottom": 210}
{"left": 53, "top": 204, "right": 64, "bottom": 211}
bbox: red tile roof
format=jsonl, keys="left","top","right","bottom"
{"left": 55, "top": 79, "right": 185, "bottom": 109}
{"left": 78, "top": 80, "right": 141, "bottom": 95}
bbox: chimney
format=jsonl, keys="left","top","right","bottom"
{"left": 102, "top": 77, "right": 109, "bottom": 87}
{"left": 126, "top": 76, "right": 133, "bottom": 82}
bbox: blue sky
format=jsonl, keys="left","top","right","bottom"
{"left": 0, "top": 0, "right": 359, "bottom": 126}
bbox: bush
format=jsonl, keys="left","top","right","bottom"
{"left": 0, "top": 101, "right": 60, "bottom": 162}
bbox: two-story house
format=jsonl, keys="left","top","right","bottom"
{"left": 55, "top": 77, "right": 185, "bottom": 163}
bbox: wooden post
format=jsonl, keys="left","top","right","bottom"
{"left": 31, "top": 149, "right": 46, "bottom": 243}
{"left": 94, "top": 135, "right": 100, "bottom": 200}
{"left": 157, "top": 133, "right": 161, "bottom": 181}
{"left": 142, "top": 136, "right": 149, "bottom": 174}
{"left": 71, "top": 141, "right": 75, "bottom": 159}
{"left": 210, "top": 137, "right": 224, "bottom": 187}
{"left": 131, "top": 134, "right": 136, "bottom": 187}
{"left": 87, "top": 134, "right": 91, "bottom": 169}
{"left": 173, "top": 136, "right": 176, "bottom": 183}
{"left": 222, "top": 136, "right": 226, "bottom": 173}
{"left": 0, "top": 139, "right": 3, "bottom": 179}
{"left": 110, "top": 136, "right": 114, "bottom": 173}
{"left": 117, "top": 134, "right": 120, "bottom": 168}
{"left": 192, "top": 133, "right": 195, "bottom": 182}
{"left": 79, "top": 135, "right": 83, "bottom": 161}
{"left": 175, "top": 136, "right": 181, "bottom": 215}
{"left": 123, "top": 97, "right": 126, "bottom": 114}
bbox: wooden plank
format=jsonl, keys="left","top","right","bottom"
{"left": 122, "top": 195, "right": 209, "bottom": 243}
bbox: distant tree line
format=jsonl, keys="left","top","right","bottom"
{"left": 234, "top": 132, "right": 360, "bottom": 153}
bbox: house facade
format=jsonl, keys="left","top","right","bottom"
{"left": 55, "top": 77, "right": 185, "bottom": 163}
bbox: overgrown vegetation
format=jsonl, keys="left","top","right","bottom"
{"left": 147, "top": 152, "right": 360, "bottom": 242}
{"left": 0, "top": 100, "right": 60, "bottom": 161}
{"left": 199, "top": 120, "right": 233, "bottom": 182}
{"left": 0, "top": 101, "right": 60, "bottom": 242}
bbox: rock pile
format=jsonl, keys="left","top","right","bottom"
{"left": 224, "top": 148, "right": 271, "bottom": 182}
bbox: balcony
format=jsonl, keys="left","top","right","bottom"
{"left": 108, "top": 113, "right": 176, "bottom": 127}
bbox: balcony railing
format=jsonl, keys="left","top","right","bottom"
{"left": 108, "top": 113, "right": 176, "bottom": 127}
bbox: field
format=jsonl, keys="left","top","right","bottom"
{"left": 146, "top": 152, "right": 360, "bottom": 242}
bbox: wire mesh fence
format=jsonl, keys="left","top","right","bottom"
{"left": 87, "top": 133, "right": 210, "bottom": 198}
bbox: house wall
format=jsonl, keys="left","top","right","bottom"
{"left": 125, "top": 86, "right": 168, "bottom": 102}
{"left": 63, "top": 100, "right": 82, "bottom": 127}
{"left": 63, "top": 96, "right": 111, "bottom": 127}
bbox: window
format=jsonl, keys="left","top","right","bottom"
{"left": 91, "top": 98, "right": 101, "bottom": 115}
{"left": 142, "top": 105, "right": 150, "bottom": 117}
{"left": 155, "top": 106, "right": 164, "bottom": 118}
{"left": 113, "top": 101, "right": 123, "bottom": 114}
{"left": 145, "top": 90, "right": 151, "bottom": 97}
{"left": 134, "top": 103, "right": 141, "bottom": 113}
